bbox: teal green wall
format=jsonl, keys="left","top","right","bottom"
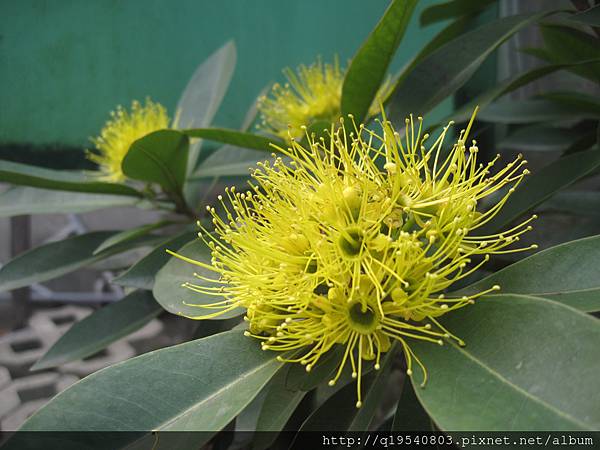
{"left": 1, "top": 0, "right": 446, "bottom": 147}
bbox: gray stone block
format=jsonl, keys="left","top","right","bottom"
{"left": 28, "top": 305, "right": 91, "bottom": 336}
{"left": 0, "top": 327, "right": 53, "bottom": 377}
{"left": 0, "top": 372, "right": 78, "bottom": 431}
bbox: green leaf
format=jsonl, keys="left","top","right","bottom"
{"left": 93, "top": 220, "right": 173, "bottom": 255}
{"left": 410, "top": 295, "right": 600, "bottom": 430}
{"left": 499, "top": 125, "right": 582, "bottom": 152}
{"left": 173, "top": 41, "right": 237, "bottom": 171}
{"left": 285, "top": 346, "right": 345, "bottom": 391}
{"left": 389, "top": 12, "right": 550, "bottom": 124}
{"left": 480, "top": 148, "right": 600, "bottom": 233}
{"left": 478, "top": 98, "right": 600, "bottom": 124}
{"left": 445, "top": 58, "right": 600, "bottom": 126}
{"left": 0, "top": 231, "right": 157, "bottom": 292}
{"left": 122, "top": 129, "right": 189, "bottom": 194}
{"left": 540, "top": 190, "right": 600, "bottom": 218}
{"left": 11, "top": 331, "right": 280, "bottom": 449}
{"left": 0, "top": 160, "right": 140, "bottom": 196}
{"left": 391, "top": 17, "right": 470, "bottom": 96}
{"left": 567, "top": 4, "right": 600, "bottom": 26}
{"left": 540, "top": 24, "right": 600, "bottom": 83}
{"left": 253, "top": 367, "right": 307, "bottom": 450}
{"left": 341, "top": 0, "right": 417, "bottom": 123}
{"left": 292, "top": 349, "right": 396, "bottom": 438}
{"left": 458, "top": 235, "right": 600, "bottom": 313}
{"left": 190, "top": 147, "right": 268, "bottom": 179}
{"left": 542, "top": 91, "right": 600, "bottom": 116}
{"left": 182, "top": 128, "right": 285, "bottom": 153}
{"left": 0, "top": 186, "right": 140, "bottom": 217}
{"left": 392, "top": 376, "right": 432, "bottom": 431}
{"left": 153, "top": 239, "right": 243, "bottom": 319}
{"left": 31, "top": 291, "right": 161, "bottom": 371}
{"left": 113, "top": 230, "right": 196, "bottom": 290}
{"left": 420, "top": 0, "right": 497, "bottom": 26}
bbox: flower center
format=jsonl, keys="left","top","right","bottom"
{"left": 338, "top": 227, "right": 364, "bottom": 258}
{"left": 347, "top": 301, "right": 379, "bottom": 334}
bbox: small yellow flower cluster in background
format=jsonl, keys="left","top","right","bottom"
{"left": 174, "top": 110, "right": 536, "bottom": 407}
{"left": 257, "top": 57, "right": 391, "bottom": 142}
{"left": 89, "top": 99, "right": 169, "bottom": 182}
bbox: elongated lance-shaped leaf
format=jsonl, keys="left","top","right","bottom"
{"left": 31, "top": 291, "right": 161, "bottom": 371}
{"left": 153, "top": 239, "right": 244, "bottom": 319}
{"left": 5, "top": 331, "right": 281, "bottom": 450}
{"left": 291, "top": 347, "right": 396, "bottom": 441}
{"left": 410, "top": 295, "right": 600, "bottom": 431}
{"left": 93, "top": 220, "right": 174, "bottom": 255}
{"left": 392, "top": 375, "right": 432, "bottom": 431}
{"left": 420, "top": 0, "right": 498, "bottom": 26}
{"left": 388, "top": 11, "right": 552, "bottom": 124}
{"left": 0, "top": 231, "right": 158, "bottom": 292}
{"left": 0, "top": 160, "right": 140, "bottom": 196}
{"left": 113, "top": 230, "right": 197, "bottom": 290}
{"left": 173, "top": 41, "right": 237, "bottom": 172}
{"left": 479, "top": 148, "right": 600, "bottom": 234}
{"left": 478, "top": 98, "right": 600, "bottom": 124}
{"left": 540, "top": 190, "right": 600, "bottom": 218}
{"left": 252, "top": 366, "right": 307, "bottom": 450}
{"left": 0, "top": 186, "right": 141, "bottom": 217}
{"left": 182, "top": 128, "right": 285, "bottom": 152}
{"left": 341, "top": 0, "right": 417, "bottom": 123}
{"left": 457, "top": 235, "right": 600, "bottom": 313}
{"left": 566, "top": 4, "right": 600, "bottom": 26}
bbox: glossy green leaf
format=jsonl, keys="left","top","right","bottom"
{"left": 253, "top": 367, "right": 307, "bottom": 450}
{"left": 182, "top": 128, "right": 285, "bottom": 153}
{"left": 341, "top": 0, "right": 417, "bottom": 123}
{"left": 292, "top": 349, "right": 395, "bottom": 438}
{"left": 93, "top": 220, "right": 173, "bottom": 255}
{"left": 540, "top": 190, "right": 600, "bottom": 218}
{"left": 0, "top": 160, "right": 140, "bottom": 196}
{"left": 173, "top": 41, "right": 236, "bottom": 171}
{"left": 122, "top": 129, "right": 189, "bottom": 194}
{"left": 153, "top": 239, "right": 243, "bottom": 319}
{"left": 0, "top": 231, "right": 158, "bottom": 292}
{"left": 479, "top": 149, "right": 600, "bottom": 233}
{"left": 478, "top": 99, "right": 600, "bottom": 124}
{"left": 391, "top": 17, "right": 470, "bottom": 97}
{"left": 499, "top": 125, "right": 581, "bottom": 152}
{"left": 0, "top": 186, "right": 140, "bottom": 217}
{"left": 410, "top": 295, "right": 600, "bottom": 430}
{"left": 420, "top": 0, "right": 497, "bottom": 26}
{"left": 446, "top": 58, "right": 600, "bottom": 126}
{"left": 458, "top": 235, "right": 600, "bottom": 313}
{"left": 11, "top": 331, "right": 280, "bottom": 449}
{"left": 113, "top": 230, "right": 196, "bottom": 290}
{"left": 567, "top": 4, "right": 600, "bottom": 26}
{"left": 31, "top": 291, "right": 161, "bottom": 371}
{"left": 285, "top": 346, "right": 345, "bottom": 391}
{"left": 543, "top": 91, "right": 600, "bottom": 116}
{"left": 389, "top": 12, "right": 549, "bottom": 124}
{"left": 540, "top": 24, "right": 600, "bottom": 83}
{"left": 392, "top": 376, "right": 432, "bottom": 431}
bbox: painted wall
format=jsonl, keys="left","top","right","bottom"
{"left": 0, "top": 0, "right": 446, "bottom": 147}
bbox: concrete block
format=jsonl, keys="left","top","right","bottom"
{"left": 0, "top": 327, "right": 53, "bottom": 377}
{"left": 0, "top": 372, "right": 78, "bottom": 430}
{"left": 28, "top": 305, "right": 91, "bottom": 336}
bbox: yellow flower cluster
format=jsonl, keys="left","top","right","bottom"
{"left": 257, "top": 58, "right": 390, "bottom": 142}
{"left": 89, "top": 99, "right": 169, "bottom": 181}
{"left": 174, "top": 111, "right": 536, "bottom": 407}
